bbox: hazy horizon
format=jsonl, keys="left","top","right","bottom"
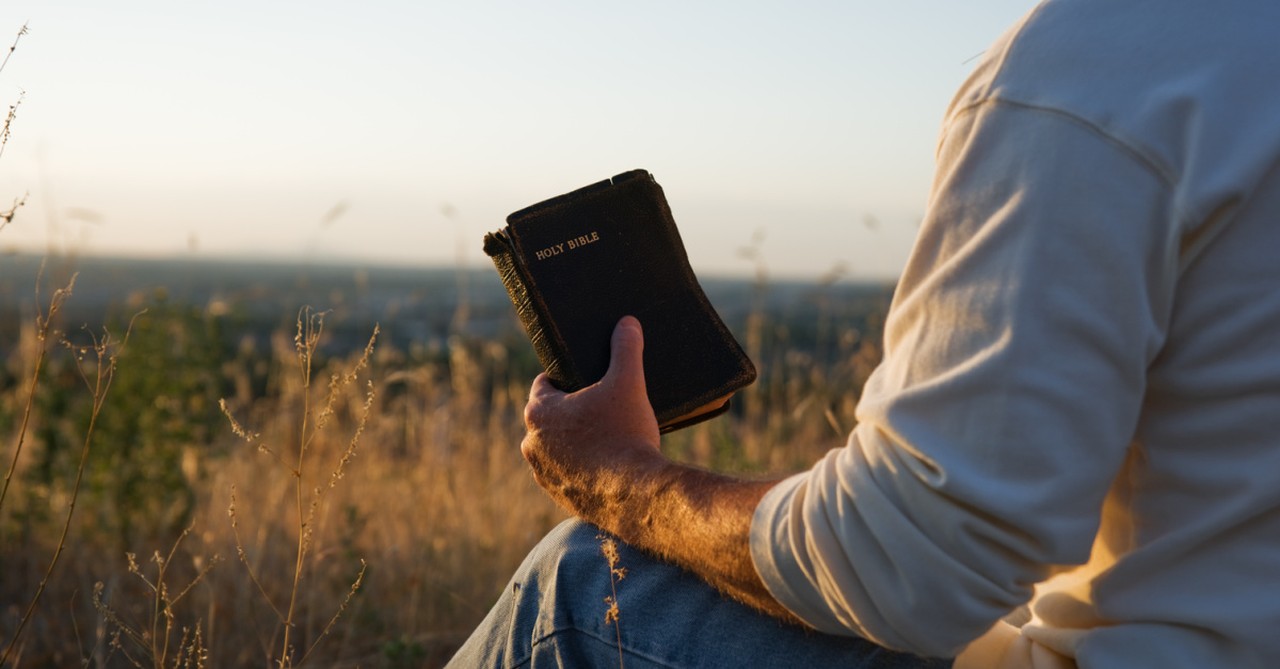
{"left": 0, "top": 1, "right": 1036, "bottom": 281}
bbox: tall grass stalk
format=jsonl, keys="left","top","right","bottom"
{"left": 0, "top": 271, "right": 74, "bottom": 514}
{"left": 1, "top": 312, "right": 134, "bottom": 666}
{"left": 220, "top": 307, "right": 378, "bottom": 667}
{"left": 92, "top": 525, "right": 220, "bottom": 669}
{"left": 0, "top": 19, "right": 35, "bottom": 516}
{"left": 0, "top": 22, "right": 28, "bottom": 163}
{"left": 600, "top": 535, "right": 627, "bottom": 669}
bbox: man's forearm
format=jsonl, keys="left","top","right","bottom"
{"left": 590, "top": 456, "right": 799, "bottom": 623}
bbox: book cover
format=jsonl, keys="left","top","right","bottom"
{"left": 483, "top": 169, "right": 756, "bottom": 432}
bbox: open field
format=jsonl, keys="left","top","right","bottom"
{"left": 0, "top": 253, "right": 892, "bottom": 667}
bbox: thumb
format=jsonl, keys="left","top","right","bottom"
{"left": 603, "top": 315, "right": 647, "bottom": 397}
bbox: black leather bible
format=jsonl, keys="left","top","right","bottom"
{"left": 483, "top": 169, "right": 757, "bottom": 433}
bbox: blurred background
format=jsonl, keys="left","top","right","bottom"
{"left": 0, "top": 2, "right": 1038, "bottom": 666}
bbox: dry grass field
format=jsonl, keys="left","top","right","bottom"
{"left": 0, "top": 254, "right": 891, "bottom": 668}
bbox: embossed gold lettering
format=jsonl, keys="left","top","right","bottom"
{"left": 534, "top": 243, "right": 566, "bottom": 261}
{"left": 566, "top": 231, "right": 600, "bottom": 250}
{"left": 534, "top": 232, "right": 601, "bottom": 260}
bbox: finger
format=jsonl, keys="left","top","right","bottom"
{"left": 603, "top": 315, "right": 647, "bottom": 395}
{"left": 519, "top": 431, "right": 540, "bottom": 465}
{"left": 529, "top": 372, "right": 558, "bottom": 399}
{"left": 525, "top": 373, "right": 561, "bottom": 428}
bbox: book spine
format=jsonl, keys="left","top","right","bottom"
{"left": 483, "top": 233, "right": 583, "bottom": 390}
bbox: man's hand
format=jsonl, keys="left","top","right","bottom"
{"left": 519, "top": 315, "right": 800, "bottom": 623}
{"left": 520, "top": 315, "right": 668, "bottom": 528}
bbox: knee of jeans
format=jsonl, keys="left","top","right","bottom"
{"left": 506, "top": 519, "right": 618, "bottom": 632}
{"left": 524, "top": 518, "right": 611, "bottom": 583}
{"left": 527, "top": 519, "right": 634, "bottom": 599}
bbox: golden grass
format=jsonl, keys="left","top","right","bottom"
{"left": 0, "top": 263, "right": 885, "bottom": 667}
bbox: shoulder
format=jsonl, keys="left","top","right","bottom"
{"left": 952, "top": 0, "right": 1280, "bottom": 116}
{"left": 942, "top": 0, "right": 1280, "bottom": 228}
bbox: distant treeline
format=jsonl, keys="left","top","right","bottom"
{"left": 0, "top": 252, "right": 895, "bottom": 361}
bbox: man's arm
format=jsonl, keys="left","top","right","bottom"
{"left": 520, "top": 315, "right": 799, "bottom": 623}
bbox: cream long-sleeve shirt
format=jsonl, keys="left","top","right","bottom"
{"left": 750, "top": 1, "right": 1280, "bottom": 667}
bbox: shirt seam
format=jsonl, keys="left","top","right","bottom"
{"left": 948, "top": 97, "right": 1179, "bottom": 191}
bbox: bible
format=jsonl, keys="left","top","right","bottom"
{"left": 483, "top": 169, "right": 757, "bottom": 433}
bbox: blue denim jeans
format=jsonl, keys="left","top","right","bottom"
{"left": 447, "top": 519, "right": 953, "bottom": 668}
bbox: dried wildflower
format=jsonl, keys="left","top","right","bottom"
{"left": 598, "top": 534, "right": 627, "bottom": 668}
{"left": 604, "top": 595, "right": 621, "bottom": 624}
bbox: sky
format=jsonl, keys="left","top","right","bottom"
{"left": 0, "top": 1, "right": 1036, "bottom": 281}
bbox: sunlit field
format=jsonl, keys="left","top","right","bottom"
{"left": 0, "top": 253, "right": 892, "bottom": 667}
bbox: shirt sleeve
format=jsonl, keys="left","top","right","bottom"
{"left": 750, "top": 98, "right": 1181, "bottom": 657}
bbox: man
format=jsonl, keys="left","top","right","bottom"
{"left": 450, "top": 0, "right": 1280, "bottom": 666}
